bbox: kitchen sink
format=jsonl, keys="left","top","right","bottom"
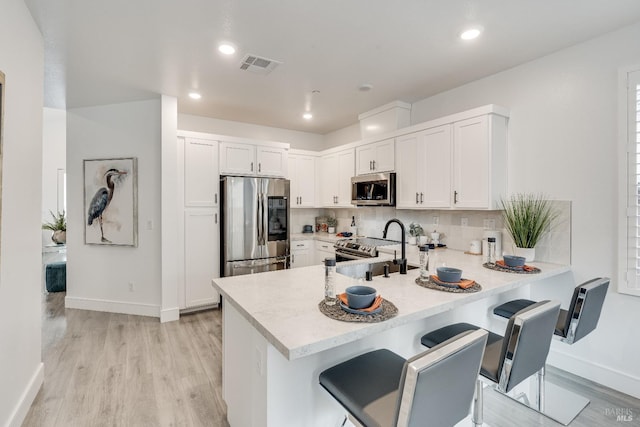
{"left": 336, "top": 260, "right": 417, "bottom": 279}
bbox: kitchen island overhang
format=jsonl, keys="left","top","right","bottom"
{"left": 212, "top": 249, "right": 571, "bottom": 426}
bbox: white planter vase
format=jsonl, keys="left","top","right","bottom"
{"left": 514, "top": 247, "right": 535, "bottom": 262}
{"left": 327, "top": 226, "right": 336, "bottom": 234}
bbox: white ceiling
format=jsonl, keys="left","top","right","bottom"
{"left": 24, "top": 0, "right": 640, "bottom": 134}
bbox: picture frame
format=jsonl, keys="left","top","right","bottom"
{"left": 83, "top": 157, "right": 138, "bottom": 246}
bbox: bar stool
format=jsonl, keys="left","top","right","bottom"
{"left": 319, "top": 329, "right": 488, "bottom": 427}
{"left": 491, "top": 277, "right": 609, "bottom": 424}
{"left": 420, "top": 300, "right": 561, "bottom": 427}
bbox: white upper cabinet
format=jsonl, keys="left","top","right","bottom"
{"left": 320, "top": 148, "right": 354, "bottom": 207}
{"left": 220, "top": 141, "right": 288, "bottom": 177}
{"left": 256, "top": 146, "right": 288, "bottom": 177}
{"left": 395, "top": 108, "right": 507, "bottom": 210}
{"left": 395, "top": 125, "right": 452, "bottom": 209}
{"left": 452, "top": 115, "right": 507, "bottom": 209}
{"left": 289, "top": 154, "right": 316, "bottom": 208}
{"left": 184, "top": 138, "right": 219, "bottom": 207}
{"left": 355, "top": 138, "right": 395, "bottom": 175}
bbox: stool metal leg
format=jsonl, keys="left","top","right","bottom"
{"left": 472, "top": 379, "right": 483, "bottom": 427}
{"left": 494, "top": 365, "right": 589, "bottom": 425}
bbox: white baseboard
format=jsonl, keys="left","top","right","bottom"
{"left": 7, "top": 362, "right": 44, "bottom": 427}
{"left": 548, "top": 349, "right": 640, "bottom": 399}
{"left": 65, "top": 296, "right": 160, "bottom": 318}
{"left": 160, "top": 307, "right": 180, "bottom": 323}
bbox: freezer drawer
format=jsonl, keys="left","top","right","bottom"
{"left": 224, "top": 256, "right": 290, "bottom": 277}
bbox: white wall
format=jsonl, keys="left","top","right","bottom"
{"left": 66, "top": 99, "right": 163, "bottom": 317}
{"left": 409, "top": 22, "right": 640, "bottom": 397}
{"left": 322, "top": 123, "right": 360, "bottom": 149}
{"left": 0, "top": 0, "right": 45, "bottom": 425}
{"left": 41, "top": 107, "right": 66, "bottom": 246}
{"left": 178, "top": 113, "right": 324, "bottom": 150}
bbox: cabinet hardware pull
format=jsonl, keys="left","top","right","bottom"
{"left": 369, "top": 160, "right": 373, "bottom": 170}
{"left": 215, "top": 193, "right": 218, "bottom": 204}
{"left": 372, "top": 160, "right": 376, "bottom": 170}
{"left": 416, "top": 192, "right": 419, "bottom": 204}
{"left": 299, "top": 196, "right": 302, "bottom": 204}
{"left": 292, "top": 254, "right": 295, "bottom": 263}
{"left": 420, "top": 192, "right": 424, "bottom": 203}
{"left": 259, "top": 163, "right": 261, "bottom": 173}
{"left": 251, "top": 162, "right": 254, "bottom": 172}
{"left": 215, "top": 213, "right": 218, "bottom": 223}
{"left": 454, "top": 191, "right": 458, "bottom": 204}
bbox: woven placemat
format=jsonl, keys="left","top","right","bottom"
{"left": 482, "top": 263, "right": 541, "bottom": 274}
{"left": 318, "top": 299, "right": 398, "bottom": 323}
{"left": 414, "top": 277, "right": 482, "bottom": 293}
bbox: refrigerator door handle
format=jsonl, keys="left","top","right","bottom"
{"left": 259, "top": 193, "right": 266, "bottom": 245}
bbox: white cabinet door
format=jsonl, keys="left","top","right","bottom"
{"left": 315, "top": 241, "right": 335, "bottom": 265}
{"left": 371, "top": 138, "right": 395, "bottom": 173}
{"left": 395, "top": 133, "right": 420, "bottom": 208}
{"left": 220, "top": 141, "right": 256, "bottom": 175}
{"left": 290, "top": 155, "right": 316, "bottom": 208}
{"left": 257, "top": 146, "right": 288, "bottom": 177}
{"left": 336, "top": 149, "right": 355, "bottom": 207}
{"left": 291, "top": 240, "right": 312, "bottom": 268}
{"left": 184, "top": 208, "right": 220, "bottom": 308}
{"left": 185, "top": 138, "right": 219, "bottom": 207}
{"left": 320, "top": 149, "right": 353, "bottom": 208}
{"left": 355, "top": 143, "right": 376, "bottom": 175}
{"left": 355, "top": 138, "right": 395, "bottom": 175}
{"left": 453, "top": 116, "right": 490, "bottom": 209}
{"left": 422, "top": 125, "right": 452, "bottom": 208}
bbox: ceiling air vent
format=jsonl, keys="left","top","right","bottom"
{"left": 239, "top": 54, "right": 282, "bottom": 75}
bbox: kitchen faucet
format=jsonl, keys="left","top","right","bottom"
{"left": 382, "top": 218, "right": 407, "bottom": 274}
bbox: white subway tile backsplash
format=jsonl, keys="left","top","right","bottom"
{"left": 291, "top": 200, "right": 571, "bottom": 264}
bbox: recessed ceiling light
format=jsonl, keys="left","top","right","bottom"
{"left": 359, "top": 83, "right": 373, "bottom": 92}
{"left": 303, "top": 113, "right": 313, "bottom": 120}
{"left": 218, "top": 43, "right": 236, "bottom": 55}
{"left": 188, "top": 92, "right": 202, "bottom": 100}
{"left": 460, "top": 28, "right": 481, "bottom": 40}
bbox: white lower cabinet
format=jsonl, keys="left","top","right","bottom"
{"left": 291, "top": 240, "right": 313, "bottom": 268}
{"left": 184, "top": 209, "right": 220, "bottom": 308}
{"left": 315, "top": 240, "right": 335, "bottom": 265}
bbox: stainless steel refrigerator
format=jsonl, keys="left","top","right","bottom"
{"left": 220, "top": 176, "right": 290, "bottom": 277}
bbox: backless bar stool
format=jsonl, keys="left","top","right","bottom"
{"left": 491, "top": 277, "right": 609, "bottom": 424}
{"left": 420, "top": 300, "right": 561, "bottom": 427}
{"left": 319, "top": 329, "right": 488, "bottom": 427}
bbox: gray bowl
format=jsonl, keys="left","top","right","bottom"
{"left": 345, "top": 285, "right": 377, "bottom": 309}
{"left": 503, "top": 255, "right": 526, "bottom": 267}
{"left": 436, "top": 267, "right": 462, "bottom": 283}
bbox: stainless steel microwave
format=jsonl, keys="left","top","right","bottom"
{"left": 351, "top": 172, "right": 396, "bottom": 206}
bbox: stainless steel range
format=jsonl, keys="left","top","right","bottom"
{"left": 334, "top": 237, "right": 401, "bottom": 261}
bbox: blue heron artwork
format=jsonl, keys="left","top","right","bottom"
{"left": 84, "top": 157, "right": 138, "bottom": 246}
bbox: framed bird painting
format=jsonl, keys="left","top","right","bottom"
{"left": 83, "top": 157, "right": 138, "bottom": 246}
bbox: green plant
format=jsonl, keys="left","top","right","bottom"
{"left": 501, "top": 194, "right": 558, "bottom": 248}
{"left": 326, "top": 216, "right": 338, "bottom": 227}
{"left": 42, "top": 210, "right": 66, "bottom": 232}
{"left": 408, "top": 222, "right": 424, "bottom": 237}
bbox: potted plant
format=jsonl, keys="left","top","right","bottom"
{"left": 501, "top": 193, "right": 558, "bottom": 261}
{"left": 408, "top": 222, "right": 425, "bottom": 245}
{"left": 326, "top": 217, "right": 338, "bottom": 234}
{"left": 42, "top": 210, "right": 67, "bottom": 244}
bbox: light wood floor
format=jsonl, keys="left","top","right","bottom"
{"left": 23, "top": 293, "right": 640, "bottom": 426}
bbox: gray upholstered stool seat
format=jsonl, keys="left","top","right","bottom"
{"left": 492, "top": 278, "right": 609, "bottom": 344}
{"left": 319, "top": 329, "right": 488, "bottom": 427}
{"left": 420, "top": 300, "right": 561, "bottom": 426}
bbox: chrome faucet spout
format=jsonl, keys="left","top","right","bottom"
{"left": 382, "top": 218, "right": 407, "bottom": 274}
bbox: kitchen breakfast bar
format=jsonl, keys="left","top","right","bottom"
{"left": 211, "top": 247, "right": 571, "bottom": 427}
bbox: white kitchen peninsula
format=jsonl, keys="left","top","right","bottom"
{"left": 211, "top": 248, "right": 570, "bottom": 426}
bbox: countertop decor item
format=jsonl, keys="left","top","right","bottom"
{"left": 503, "top": 255, "right": 526, "bottom": 268}
{"left": 483, "top": 262, "right": 541, "bottom": 274}
{"left": 408, "top": 222, "right": 424, "bottom": 245}
{"left": 501, "top": 193, "right": 558, "bottom": 261}
{"left": 345, "top": 285, "right": 376, "bottom": 309}
{"left": 318, "top": 298, "right": 398, "bottom": 323}
{"left": 302, "top": 224, "right": 313, "bottom": 233}
{"left": 326, "top": 216, "right": 338, "bottom": 234}
{"left": 42, "top": 210, "right": 67, "bottom": 244}
{"left": 415, "top": 277, "right": 482, "bottom": 293}
{"left": 436, "top": 267, "right": 462, "bottom": 283}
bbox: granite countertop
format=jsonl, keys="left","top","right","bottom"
{"left": 211, "top": 248, "right": 571, "bottom": 361}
